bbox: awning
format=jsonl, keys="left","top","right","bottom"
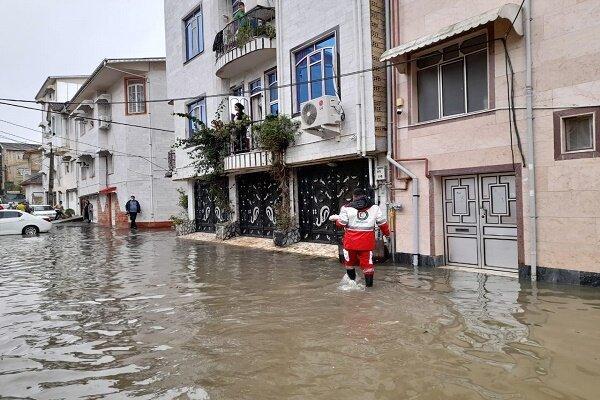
{"left": 380, "top": 3, "right": 523, "bottom": 62}
{"left": 99, "top": 186, "right": 117, "bottom": 194}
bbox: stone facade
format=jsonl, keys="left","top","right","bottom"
{"left": 386, "top": 0, "right": 600, "bottom": 282}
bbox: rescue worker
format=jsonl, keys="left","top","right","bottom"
{"left": 330, "top": 188, "right": 390, "bottom": 287}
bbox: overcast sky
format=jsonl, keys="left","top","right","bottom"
{"left": 0, "top": 0, "right": 166, "bottom": 144}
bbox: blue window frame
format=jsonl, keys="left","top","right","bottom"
{"left": 187, "top": 98, "right": 207, "bottom": 137}
{"left": 185, "top": 7, "right": 204, "bottom": 61}
{"left": 266, "top": 70, "right": 278, "bottom": 115}
{"left": 293, "top": 34, "right": 337, "bottom": 112}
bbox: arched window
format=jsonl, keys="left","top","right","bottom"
{"left": 293, "top": 34, "right": 337, "bottom": 113}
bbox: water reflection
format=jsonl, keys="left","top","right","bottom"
{"left": 0, "top": 225, "right": 598, "bottom": 399}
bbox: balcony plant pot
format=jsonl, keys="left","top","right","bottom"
{"left": 216, "top": 220, "right": 239, "bottom": 241}
{"left": 273, "top": 226, "right": 300, "bottom": 247}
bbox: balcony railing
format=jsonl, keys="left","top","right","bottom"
{"left": 214, "top": 6, "right": 276, "bottom": 60}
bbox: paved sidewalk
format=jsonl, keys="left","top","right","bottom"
{"left": 179, "top": 232, "right": 339, "bottom": 259}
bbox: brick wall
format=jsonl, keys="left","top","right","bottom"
{"left": 370, "top": 0, "right": 387, "bottom": 138}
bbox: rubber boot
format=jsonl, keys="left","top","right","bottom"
{"left": 346, "top": 268, "right": 356, "bottom": 281}
{"left": 365, "top": 274, "right": 374, "bottom": 287}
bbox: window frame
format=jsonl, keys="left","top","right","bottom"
{"left": 186, "top": 97, "right": 207, "bottom": 138}
{"left": 553, "top": 107, "right": 600, "bottom": 160}
{"left": 184, "top": 5, "right": 205, "bottom": 63}
{"left": 265, "top": 68, "right": 279, "bottom": 116}
{"left": 125, "top": 78, "right": 147, "bottom": 115}
{"left": 290, "top": 28, "right": 340, "bottom": 115}
{"left": 248, "top": 78, "right": 263, "bottom": 123}
{"left": 411, "top": 29, "right": 492, "bottom": 124}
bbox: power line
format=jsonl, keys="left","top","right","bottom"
{"left": 0, "top": 127, "right": 170, "bottom": 172}
{"left": 0, "top": 36, "right": 528, "bottom": 108}
{"left": 505, "top": 0, "right": 526, "bottom": 39}
{"left": 0, "top": 101, "right": 174, "bottom": 133}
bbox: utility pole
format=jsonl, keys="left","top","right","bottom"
{"left": 48, "top": 143, "right": 54, "bottom": 205}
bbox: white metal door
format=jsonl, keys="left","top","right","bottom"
{"left": 443, "top": 173, "right": 518, "bottom": 271}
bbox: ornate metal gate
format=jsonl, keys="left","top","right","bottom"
{"left": 237, "top": 172, "right": 278, "bottom": 237}
{"left": 194, "top": 179, "right": 229, "bottom": 232}
{"left": 297, "top": 160, "right": 370, "bottom": 243}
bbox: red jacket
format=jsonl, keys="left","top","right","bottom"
{"left": 336, "top": 204, "right": 390, "bottom": 251}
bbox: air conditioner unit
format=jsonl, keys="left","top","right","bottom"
{"left": 300, "top": 95, "right": 342, "bottom": 137}
{"left": 98, "top": 115, "right": 111, "bottom": 130}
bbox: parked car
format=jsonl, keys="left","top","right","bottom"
{"left": 31, "top": 205, "right": 56, "bottom": 221}
{"left": 0, "top": 210, "right": 52, "bottom": 236}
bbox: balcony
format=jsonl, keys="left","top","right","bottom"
{"left": 223, "top": 128, "right": 272, "bottom": 172}
{"left": 214, "top": 6, "right": 276, "bottom": 79}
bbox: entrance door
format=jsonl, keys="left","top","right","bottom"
{"left": 443, "top": 173, "right": 518, "bottom": 271}
{"left": 194, "top": 180, "right": 229, "bottom": 232}
{"left": 237, "top": 172, "right": 278, "bottom": 237}
{"left": 297, "top": 160, "right": 370, "bottom": 243}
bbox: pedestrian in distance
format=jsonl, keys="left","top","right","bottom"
{"left": 125, "top": 195, "right": 141, "bottom": 229}
{"left": 54, "top": 200, "right": 65, "bottom": 220}
{"left": 329, "top": 188, "right": 390, "bottom": 288}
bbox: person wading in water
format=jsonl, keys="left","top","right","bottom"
{"left": 329, "top": 188, "right": 390, "bottom": 287}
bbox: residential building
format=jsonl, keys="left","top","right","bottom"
{"left": 55, "top": 58, "right": 181, "bottom": 227}
{"left": 0, "top": 142, "right": 42, "bottom": 193}
{"left": 165, "top": 0, "right": 388, "bottom": 243}
{"left": 20, "top": 172, "right": 44, "bottom": 204}
{"left": 35, "top": 75, "right": 89, "bottom": 208}
{"left": 382, "top": 0, "right": 600, "bottom": 285}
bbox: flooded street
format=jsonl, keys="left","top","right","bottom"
{"left": 1, "top": 225, "right": 599, "bottom": 399}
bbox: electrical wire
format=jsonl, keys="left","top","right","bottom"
{"left": 0, "top": 36, "right": 528, "bottom": 109}
{"left": 505, "top": 0, "right": 526, "bottom": 39}
{"left": 0, "top": 127, "right": 170, "bottom": 172}
{"left": 0, "top": 100, "right": 175, "bottom": 133}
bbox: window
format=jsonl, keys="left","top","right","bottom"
{"left": 107, "top": 154, "right": 114, "bottom": 175}
{"left": 185, "top": 7, "right": 204, "bottom": 61}
{"left": 76, "top": 120, "right": 86, "bottom": 137}
{"left": 265, "top": 70, "right": 278, "bottom": 115}
{"left": 187, "top": 98, "right": 207, "bottom": 137}
{"left": 89, "top": 158, "right": 95, "bottom": 179}
{"left": 65, "top": 162, "right": 70, "bottom": 174}
{"left": 564, "top": 115, "right": 594, "bottom": 152}
{"left": 416, "top": 33, "right": 488, "bottom": 122}
{"left": 126, "top": 79, "right": 146, "bottom": 114}
{"left": 0, "top": 211, "right": 21, "bottom": 219}
{"left": 249, "top": 78, "right": 263, "bottom": 123}
{"left": 293, "top": 33, "right": 338, "bottom": 112}
{"left": 553, "top": 108, "right": 599, "bottom": 160}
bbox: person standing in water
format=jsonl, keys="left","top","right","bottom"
{"left": 330, "top": 188, "right": 390, "bottom": 287}
{"left": 125, "top": 195, "right": 141, "bottom": 229}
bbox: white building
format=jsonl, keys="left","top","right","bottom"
{"left": 36, "top": 75, "right": 88, "bottom": 209}
{"left": 37, "top": 59, "right": 182, "bottom": 227}
{"left": 165, "top": 0, "right": 388, "bottom": 242}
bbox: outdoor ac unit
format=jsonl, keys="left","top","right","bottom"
{"left": 98, "top": 115, "right": 111, "bottom": 130}
{"left": 300, "top": 95, "right": 342, "bottom": 136}
{"left": 245, "top": 0, "right": 273, "bottom": 11}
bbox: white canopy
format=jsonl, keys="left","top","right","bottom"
{"left": 380, "top": 3, "right": 524, "bottom": 62}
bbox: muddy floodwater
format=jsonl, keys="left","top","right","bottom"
{"left": 1, "top": 225, "right": 599, "bottom": 399}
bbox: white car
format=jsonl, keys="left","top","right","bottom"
{"left": 31, "top": 205, "right": 57, "bottom": 221}
{"left": 0, "top": 210, "right": 53, "bottom": 236}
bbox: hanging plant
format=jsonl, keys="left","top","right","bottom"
{"left": 252, "top": 115, "right": 300, "bottom": 238}
{"left": 173, "top": 100, "right": 251, "bottom": 214}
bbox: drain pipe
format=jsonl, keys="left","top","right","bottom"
{"left": 385, "top": 0, "right": 420, "bottom": 267}
{"left": 524, "top": 0, "right": 537, "bottom": 281}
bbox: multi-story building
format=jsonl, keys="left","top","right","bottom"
{"left": 165, "top": 0, "right": 388, "bottom": 243}
{"left": 36, "top": 59, "right": 182, "bottom": 227}
{"left": 0, "top": 142, "right": 43, "bottom": 193}
{"left": 35, "top": 75, "right": 89, "bottom": 208}
{"left": 382, "top": 0, "right": 600, "bottom": 285}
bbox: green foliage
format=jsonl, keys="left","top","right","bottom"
{"left": 252, "top": 115, "right": 300, "bottom": 230}
{"left": 174, "top": 100, "right": 251, "bottom": 215}
{"left": 235, "top": 20, "right": 276, "bottom": 48}
{"left": 65, "top": 208, "right": 75, "bottom": 217}
{"left": 176, "top": 188, "right": 188, "bottom": 211}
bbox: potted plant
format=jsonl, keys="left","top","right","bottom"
{"left": 252, "top": 115, "right": 300, "bottom": 247}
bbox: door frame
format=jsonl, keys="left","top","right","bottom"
{"left": 430, "top": 164, "right": 524, "bottom": 268}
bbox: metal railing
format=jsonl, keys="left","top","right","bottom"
{"left": 213, "top": 6, "right": 276, "bottom": 59}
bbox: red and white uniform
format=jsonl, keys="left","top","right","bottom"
{"left": 336, "top": 204, "right": 390, "bottom": 275}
